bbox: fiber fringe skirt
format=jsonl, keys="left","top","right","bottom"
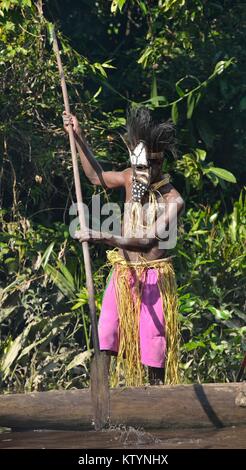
{"left": 98, "top": 250, "right": 180, "bottom": 387}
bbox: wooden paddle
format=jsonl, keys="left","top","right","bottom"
{"left": 52, "top": 28, "right": 109, "bottom": 430}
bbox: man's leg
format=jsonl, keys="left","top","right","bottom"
{"left": 148, "top": 366, "right": 165, "bottom": 385}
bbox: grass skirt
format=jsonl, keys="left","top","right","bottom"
{"left": 106, "top": 250, "right": 180, "bottom": 387}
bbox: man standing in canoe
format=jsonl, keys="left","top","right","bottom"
{"left": 63, "top": 106, "right": 184, "bottom": 386}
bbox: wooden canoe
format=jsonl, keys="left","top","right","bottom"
{"left": 0, "top": 382, "right": 245, "bottom": 431}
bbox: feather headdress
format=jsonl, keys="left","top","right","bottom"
{"left": 125, "top": 106, "right": 177, "bottom": 158}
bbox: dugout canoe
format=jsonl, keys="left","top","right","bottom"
{"left": 0, "top": 382, "right": 245, "bottom": 431}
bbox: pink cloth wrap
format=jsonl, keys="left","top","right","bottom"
{"left": 98, "top": 268, "right": 166, "bottom": 368}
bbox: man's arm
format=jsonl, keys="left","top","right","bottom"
{"left": 75, "top": 186, "right": 185, "bottom": 252}
{"left": 102, "top": 187, "right": 184, "bottom": 250}
{"left": 75, "top": 229, "right": 155, "bottom": 252}
{"left": 63, "top": 112, "right": 130, "bottom": 189}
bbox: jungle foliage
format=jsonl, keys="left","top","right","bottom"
{"left": 0, "top": 0, "right": 245, "bottom": 392}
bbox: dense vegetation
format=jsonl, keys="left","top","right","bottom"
{"left": 0, "top": 0, "right": 245, "bottom": 392}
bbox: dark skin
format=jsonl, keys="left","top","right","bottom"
{"left": 63, "top": 112, "right": 185, "bottom": 384}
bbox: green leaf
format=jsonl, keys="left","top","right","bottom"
{"left": 0, "top": 306, "right": 17, "bottom": 323}
{"left": 111, "top": 0, "right": 127, "bottom": 13}
{"left": 143, "top": 95, "right": 168, "bottom": 105}
{"left": 23, "top": 0, "right": 32, "bottom": 6}
{"left": 150, "top": 73, "right": 159, "bottom": 107}
{"left": 190, "top": 230, "right": 208, "bottom": 235}
{"left": 209, "top": 212, "right": 219, "bottom": 223}
{"left": 204, "top": 167, "right": 237, "bottom": 183}
{"left": 91, "top": 86, "right": 102, "bottom": 101}
{"left": 65, "top": 351, "right": 92, "bottom": 371}
{"left": 93, "top": 63, "right": 107, "bottom": 78}
{"left": 195, "top": 148, "right": 206, "bottom": 161}
{"left": 184, "top": 341, "right": 206, "bottom": 352}
{"left": 195, "top": 92, "right": 201, "bottom": 106}
{"left": 175, "top": 83, "right": 184, "bottom": 97}
{"left": 214, "top": 60, "right": 227, "bottom": 75}
{"left": 180, "top": 358, "right": 193, "bottom": 370}
{"left": 71, "top": 300, "right": 85, "bottom": 310}
{"left": 171, "top": 102, "right": 179, "bottom": 124}
{"left": 57, "top": 261, "right": 76, "bottom": 291}
{"left": 118, "top": 0, "right": 127, "bottom": 11}
{"left": 137, "top": 47, "right": 152, "bottom": 68}
{"left": 187, "top": 93, "right": 195, "bottom": 119}
{"left": 4, "top": 20, "right": 15, "bottom": 31}
{"left": 41, "top": 242, "right": 55, "bottom": 268}
{"left": 1, "top": 336, "right": 23, "bottom": 377}
{"left": 101, "top": 62, "right": 116, "bottom": 69}
{"left": 1, "top": 322, "right": 34, "bottom": 378}
{"left": 45, "top": 264, "right": 76, "bottom": 299}
{"left": 1, "top": 0, "right": 12, "bottom": 11}
{"left": 139, "top": 1, "right": 148, "bottom": 15}
{"left": 47, "top": 22, "right": 55, "bottom": 46}
{"left": 18, "top": 313, "right": 72, "bottom": 361}
{"left": 208, "top": 307, "right": 232, "bottom": 321}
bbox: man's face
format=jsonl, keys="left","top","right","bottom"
{"left": 129, "top": 141, "right": 148, "bottom": 166}
{"left": 127, "top": 142, "right": 151, "bottom": 201}
{"left": 129, "top": 142, "right": 151, "bottom": 187}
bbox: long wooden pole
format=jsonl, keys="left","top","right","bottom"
{"left": 52, "top": 28, "right": 109, "bottom": 429}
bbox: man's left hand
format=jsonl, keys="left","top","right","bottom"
{"left": 74, "top": 229, "right": 103, "bottom": 243}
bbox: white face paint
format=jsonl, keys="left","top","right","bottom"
{"left": 128, "top": 142, "right": 151, "bottom": 202}
{"left": 129, "top": 142, "right": 148, "bottom": 167}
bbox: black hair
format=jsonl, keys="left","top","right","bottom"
{"left": 125, "top": 106, "right": 177, "bottom": 157}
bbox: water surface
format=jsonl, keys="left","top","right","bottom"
{"left": 0, "top": 425, "right": 245, "bottom": 449}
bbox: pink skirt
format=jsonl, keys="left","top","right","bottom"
{"left": 98, "top": 268, "right": 166, "bottom": 368}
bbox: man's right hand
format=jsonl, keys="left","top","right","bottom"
{"left": 63, "top": 111, "right": 81, "bottom": 136}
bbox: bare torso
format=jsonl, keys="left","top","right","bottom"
{"left": 120, "top": 170, "right": 175, "bottom": 262}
